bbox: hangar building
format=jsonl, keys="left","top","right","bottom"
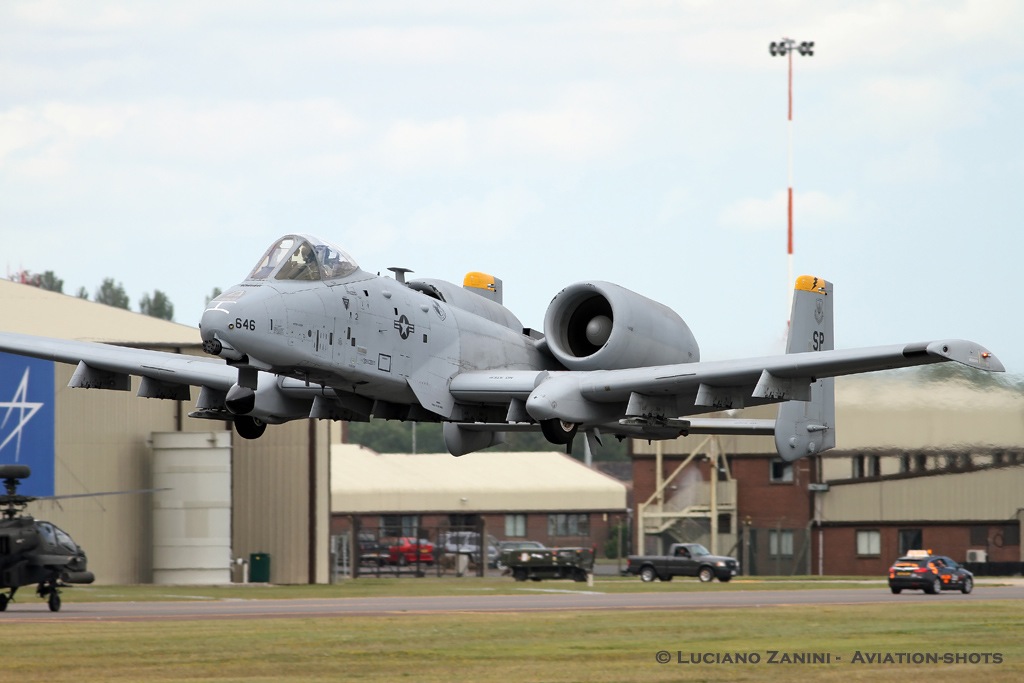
{"left": 0, "top": 280, "right": 329, "bottom": 585}
{"left": 329, "top": 444, "right": 628, "bottom": 562}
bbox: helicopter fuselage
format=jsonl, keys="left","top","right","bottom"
{"left": 0, "top": 515, "right": 94, "bottom": 612}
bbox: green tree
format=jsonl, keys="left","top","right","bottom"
{"left": 37, "top": 270, "right": 64, "bottom": 293}
{"left": 347, "top": 421, "right": 439, "bottom": 453}
{"left": 603, "top": 521, "right": 632, "bottom": 559}
{"left": 94, "top": 278, "right": 130, "bottom": 309}
{"left": 76, "top": 286, "right": 89, "bottom": 300}
{"left": 139, "top": 289, "right": 175, "bottom": 320}
{"left": 10, "top": 269, "right": 63, "bottom": 292}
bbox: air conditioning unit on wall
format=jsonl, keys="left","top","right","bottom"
{"left": 966, "top": 549, "right": 988, "bottom": 563}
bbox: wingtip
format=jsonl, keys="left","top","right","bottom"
{"left": 925, "top": 340, "right": 1005, "bottom": 373}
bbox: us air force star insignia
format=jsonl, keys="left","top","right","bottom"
{"left": 814, "top": 299, "right": 824, "bottom": 324}
{"left": 394, "top": 315, "right": 415, "bottom": 340}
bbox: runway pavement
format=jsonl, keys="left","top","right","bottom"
{"left": 3, "top": 584, "right": 1022, "bottom": 623}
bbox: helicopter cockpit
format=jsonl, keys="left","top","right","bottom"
{"left": 247, "top": 235, "right": 359, "bottom": 282}
{"left": 37, "top": 522, "right": 79, "bottom": 554}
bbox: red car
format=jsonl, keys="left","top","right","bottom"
{"left": 387, "top": 537, "right": 435, "bottom": 566}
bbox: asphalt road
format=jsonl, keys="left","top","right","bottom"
{"left": 3, "top": 584, "right": 1023, "bottom": 622}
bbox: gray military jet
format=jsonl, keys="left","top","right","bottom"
{"left": 0, "top": 234, "right": 1004, "bottom": 459}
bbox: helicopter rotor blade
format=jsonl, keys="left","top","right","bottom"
{"left": 28, "top": 488, "right": 171, "bottom": 502}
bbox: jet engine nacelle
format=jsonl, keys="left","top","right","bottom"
{"left": 543, "top": 281, "right": 700, "bottom": 370}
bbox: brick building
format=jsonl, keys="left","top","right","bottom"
{"left": 330, "top": 444, "right": 628, "bottom": 571}
{"left": 630, "top": 371, "right": 1024, "bottom": 575}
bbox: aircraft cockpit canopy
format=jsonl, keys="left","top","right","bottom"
{"left": 248, "top": 235, "right": 359, "bottom": 282}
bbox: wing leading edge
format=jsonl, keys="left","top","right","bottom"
{"left": 0, "top": 332, "right": 236, "bottom": 396}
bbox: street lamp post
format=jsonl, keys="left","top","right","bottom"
{"left": 769, "top": 38, "right": 814, "bottom": 315}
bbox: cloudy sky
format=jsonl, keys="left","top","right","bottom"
{"left": 2, "top": 1, "right": 1022, "bottom": 374}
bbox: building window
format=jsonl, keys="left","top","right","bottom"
{"left": 769, "top": 529, "right": 794, "bottom": 557}
{"left": 856, "top": 529, "right": 880, "bottom": 556}
{"left": 769, "top": 459, "right": 794, "bottom": 483}
{"left": 381, "top": 515, "right": 419, "bottom": 537}
{"left": 448, "top": 514, "right": 479, "bottom": 530}
{"left": 505, "top": 514, "right": 526, "bottom": 537}
{"left": 548, "top": 513, "right": 589, "bottom": 537}
{"left": 852, "top": 455, "right": 880, "bottom": 478}
{"left": 900, "top": 453, "right": 928, "bottom": 473}
{"left": 898, "top": 529, "right": 922, "bottom": 555}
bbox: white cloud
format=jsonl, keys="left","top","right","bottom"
{"left": 481, "top": 84, "right": 632, "bottom": 163}
{"left": 406, "top": 187, "right": 543, "bottom": 243}
{"left": 378, "top": 117, "right": 471, "bottom": 171}
{"left": 837, "top": 77, "right": 988, "bottom": 140}
{"left": 9, "top": 0, "right": 141, "bottom": 30}
{"left": 0, "top": 103, "right": 137, "bottom": 177}
{"left": 868, "top": 139, "right": 947, "bottom": 185}
{"left": 0, "top": 99, "right": 361, "bottom": 179}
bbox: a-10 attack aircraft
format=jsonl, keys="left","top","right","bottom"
{"left": 0, "top": 234, "right": 1005, "bottom": 460}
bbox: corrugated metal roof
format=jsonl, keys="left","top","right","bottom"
{"left": 632, "top": 374, "right": 1024, "bottom": 456}
{"left": 834, "top": 374, "right": 1024, "bottom": 451}
{"left": 0, "top": 279, "right": 200, "bottom": 345}
{"left": 822, "top": 466, "right": 1024, "bottom": 522}
{"left": 331, "top": 444, "right": 627, "bottom": 513}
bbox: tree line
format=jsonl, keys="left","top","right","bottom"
{"left": 10, "top": 269, "right": 222, "bottom": 323}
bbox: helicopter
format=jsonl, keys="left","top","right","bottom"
{"left": 0, "top": 464, "right": 97, "bottom": 612}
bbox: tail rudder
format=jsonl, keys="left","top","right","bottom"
{"left": 775, "top": 276, "right": 836, "bottom": 461}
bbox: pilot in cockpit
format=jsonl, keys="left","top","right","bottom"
{"left": 275, "top": 241, "right": 320, "bottom": 281}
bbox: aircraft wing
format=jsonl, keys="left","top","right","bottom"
{"left": 0, "top": 332, "right": 236, "bottom": 395}
{"left": 451, "top": 338, "right": 1003, "bottom": 423}
{"left": 575, "top": 339, "right": 1002, "bottom": 403}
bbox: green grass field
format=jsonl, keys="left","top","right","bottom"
{"left": 5, "top": 580, "right": 1022, "bottom": 682}
{"left": 52, "top": 574, "right": 889, "bottom": 602}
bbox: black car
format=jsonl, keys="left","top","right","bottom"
{"left": 888, "top": 550, "right": 973, "bottom": 595}
{"left": 357, "top": 533, "right": 388, "bottom": 566}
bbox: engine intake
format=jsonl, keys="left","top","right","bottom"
{"left": 543, "top": 281, "right": 699, "bottom": 370}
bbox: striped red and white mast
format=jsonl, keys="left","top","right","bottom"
{"left": 769, "top": 37, "right": 814, "bottom": 317}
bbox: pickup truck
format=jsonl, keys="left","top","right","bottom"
{"left": 625, "top": 543, "right": 739, "bottom": 583}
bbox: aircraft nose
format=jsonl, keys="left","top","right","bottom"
{"left": 200, "top": 308, "right": 226, "bottom": 352}
{"left": 200, "top": 293, "right": 245, "bottom": 360}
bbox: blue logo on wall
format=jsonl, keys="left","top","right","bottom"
{"left": 0, "top": 353, "right": 55, "bottom": 496}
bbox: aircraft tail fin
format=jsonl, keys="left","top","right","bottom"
{"left": 463, "top": 272, "right": 503, "bottom": 305}
{"left": 775, "top": 276, "right": 836, "bottom": 461}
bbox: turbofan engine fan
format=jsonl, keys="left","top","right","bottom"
{"left": 542, "top": 281, "right": 700, "bottom": 371}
